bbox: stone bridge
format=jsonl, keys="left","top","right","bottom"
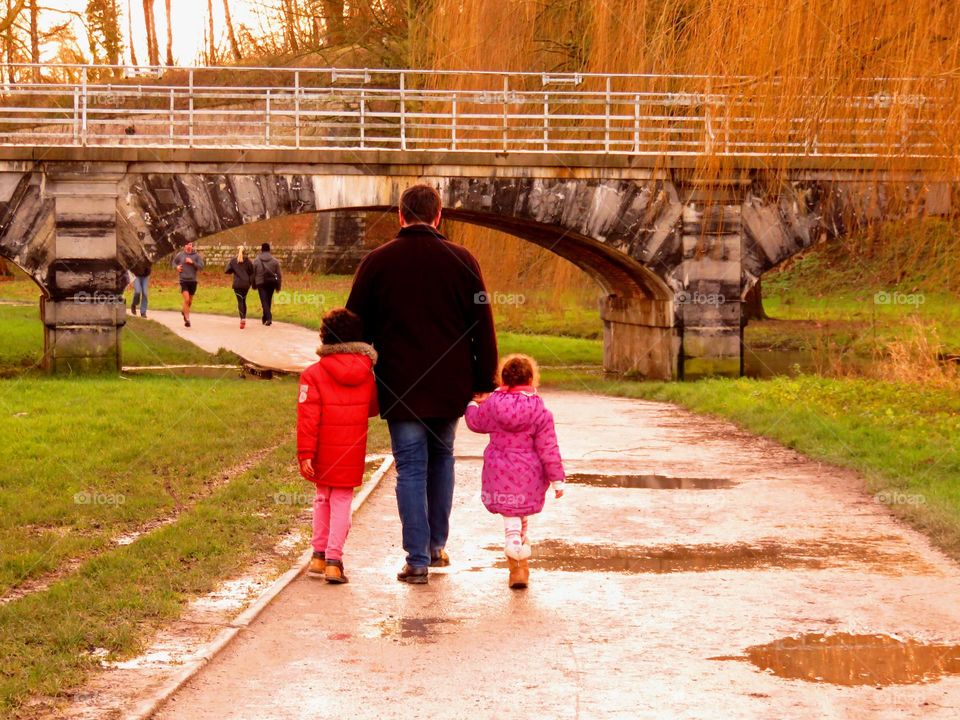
{"left": 0, "top": 148, "right": 953, "bottom": 376}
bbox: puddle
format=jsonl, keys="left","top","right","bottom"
{"left": 363, "top": 617, "right": 462, "bottom": 644}
{"left": 481, "top": 539, "right": 926, "bottom": 574}
{"left": 565, "top": 473, "right": 736, "bottom": 490}
{"left": 714, "top": 633, "right": 960, "bottom": 686}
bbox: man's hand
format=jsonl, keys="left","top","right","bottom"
{"left": 472, "top": 392, "right": 490, "bottom": 403}
{"left": 176, "top": 264, "right": 183, "bottom": 273}
{"left": 299, "top": 458, "right": 315, "bottom": 479}
{"left": 184, "top": 257, "right": 194, "bottom": 265}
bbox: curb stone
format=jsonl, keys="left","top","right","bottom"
{"left": 124, "top": 455, "right": 395, "bottom": 720}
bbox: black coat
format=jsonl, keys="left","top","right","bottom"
{"left": 346, "top": 224, "right": 499, "bottom": 421}
{"left": 225, "top": 257, "right": 255, "bottom": 290}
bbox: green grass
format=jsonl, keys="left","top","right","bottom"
{"left": 543, "top": 370, "right": 960, "bottom": 559}
{"left": 0, "top": 304, "right": 239, "bottom": 374}
{"left": 0, "top": 374, "right": 389, "bottom": 717}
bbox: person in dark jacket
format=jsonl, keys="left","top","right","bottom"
{"left": 253, "top": 243, "right": 282, "bottom": 326}
{"left": 225, "top": 245, "right": 255, "bottom": 329}
{"left": 346, "top": 183, "right": 499, "bottom": 584}
{"left": 130, "top": 263, "right": 151, "bottom": 318}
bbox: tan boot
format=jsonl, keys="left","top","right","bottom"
{"left": 508, "top": 557, "right": 528, "bottom": 589}
{"left": 307, "top": 552, "right": 326, "bottom": 578}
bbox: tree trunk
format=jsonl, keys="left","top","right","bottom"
{"left": 205, "top": 0, "right": 215, "bottom": 64}
{"left": 743, "top": 277, "right": 770, "bottom": 321}
{"left": 282, "top": 0, "right": 299, "bottom": 52}
{"left": 163, "top": 0, "right": 173, "bottom": 65}
{"left": 142, "top": 0, "right": 158, "bottom": 65}
{"left": 221, "top": 0, "right": 241, "bottom": 61}
{"left": 28, "top": 0, "right": 38, "bottom": 81}
{"left": 127, "top": 0, "right": 138, "bottom": 64}
{"left": 320, "top": 0, "right": 343, "bottom": 45}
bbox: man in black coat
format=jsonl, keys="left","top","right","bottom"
{"left": 346, "top": 184, "right": 498, "bottom": 583}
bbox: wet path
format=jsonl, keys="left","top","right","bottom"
{"left": 157, "top": 391, "right": 960, "bottom": 719}
{"left": 146, "top": 310, "right": 318, "bottom": 371}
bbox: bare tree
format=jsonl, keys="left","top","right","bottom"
{"left": 205, "top": 0, "right": 215, "bottom": 63}
{"left": 163, "top": 0, "right": 172, "bottom": 64}
{"left": 281, "top": 0, "right": 298, "bottom": 52}
{"left": 222, "top": 0, "right": 240, "bottom": 61}
{"left": 142, "top": 0, "right": 158, "bottom": 65}
{"left": 0, "top": 0, "right": 24, "bottom": 33}
{"left": 28, "top": 0, "right": 38, "bottom": 79}
{"left": 126, "top": 0, "right": 137, "bottom": 64}
{"left": 320, "top": 0, "right": 343, "bottom": 46}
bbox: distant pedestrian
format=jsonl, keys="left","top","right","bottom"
{"left": 297, "top": 308, "right": 379, "bottom": 584}
{"left": 129, "top": 264, "right": 151, "bottom": 318}
{"left": 172, "top": 241, "right": 205, "bottom": 328}
{"left": 253, "top": 242, "right": 282, "bottom": 326}
{"left": 346, "top": 183, "right": 498, "bottom": 584}
{"left": 465, "top": 354, "right": 565, "bottom": 589}
{"left": 225, "top": 245, "right": 255, "bottom": 329}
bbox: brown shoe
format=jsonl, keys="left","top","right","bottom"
{"left": 508, "top": 557, "right": 528, "bottom": 589}
{"left": 396, "top": 564, "right": 428, "bottom": 584}
{"left": 325, "top": 559, "right": 348, "bottom": 584}
{"left": 307, "top": 551, "right": 326, "bottom": 578}
{"left": 430, "top": 549, "right": 450, "bottom": 567}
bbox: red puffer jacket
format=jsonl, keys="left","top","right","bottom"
{"left": 297, "top": 342, "right": 379, "bottom": 487}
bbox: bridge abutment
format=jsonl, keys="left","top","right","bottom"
{"left": 42, "top": 166, "right": 126, "bottom": 373}
{"left": 600, "top": 295, "right": 677, "bottom": 379}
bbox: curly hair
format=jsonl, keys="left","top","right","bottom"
{"left": 321, "top": 308, "right": 364, "bottom": 345}
{"left": 498, "top": 354, "right": 539, "bottom": 388}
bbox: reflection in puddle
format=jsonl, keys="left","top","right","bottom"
{"left": 565, "top": 473, "right": 736, "bottom": 489}
{"left": 482, "top": 539, "right": 924, "bottom": 574}
{"left": 714, "top": 633, "right": 960, "bottom": 686}
{"left": 363, "top": 617, "right": 462, "bottom": 644}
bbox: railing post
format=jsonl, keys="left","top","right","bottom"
{"left": 633, "top": 93, "right": 640, "bottom": 153}
{"left": 359, "top": 88, "right": 366, "bottom": 148}
{"left": 451, "top": 95, "right": 457, "bottom": 150}
{"left": 294, "top": 70, "right": 301, "bottom": 149}
{"left": 168, "top": 88, "right": 175, "bottom": 143}
{"left": 543, "top": 93, "right": 549, "bottom": 151}
{"left": 73, "top": 85, "right": 80, "bottom": 144}
{"left": 265, "top": 88, "right": 271, "bottom": 145}
{"left": 399, "top": 71, "right": 407, "bottom": 151}
{"left": 502, "top": 76, "right": 509, "bottom": 152}
{"left": 604, "top": 75, "right": 611, "bottom": 152}
{"left": 188, "top": 69, "right": 194, "bottom": 148}
{"left": 80, "top": 67, "right": 88, "bottom": 147}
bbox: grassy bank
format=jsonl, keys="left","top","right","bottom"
{"left": 0, "top": 373, "right": 389, "bottom": 717}
{"left": 544, "top": 370, "right": 960, "bottom": 558}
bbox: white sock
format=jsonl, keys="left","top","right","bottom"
{"left": 503, "top": 516, "right": 523, "bottom": 559}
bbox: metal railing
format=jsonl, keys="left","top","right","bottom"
{"left": 0, "top": 63, "right": 955, "bottom": 160}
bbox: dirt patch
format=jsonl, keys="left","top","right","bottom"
{"left": 713, "top": 632, "right": 960, "bottom": 686}
{"left": 564, "top": 473, "right": 737, "bottom": 489}
{"left": 482, "top": 539, "right": 929, "bottom": 575}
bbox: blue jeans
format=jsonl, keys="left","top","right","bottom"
{"left": 132, "top": 275, "right": 148, "bottom": 315}
{"left": 387, "top": 417, "right": 458, "bottom": 568}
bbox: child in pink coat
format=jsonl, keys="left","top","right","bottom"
{"left": 465, "top": 354, "right": 564, "bottom": 588}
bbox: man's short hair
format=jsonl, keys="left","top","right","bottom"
{"left": 399, "top": 184, "right": 442, "bottom": 225}
{"left": 261, "top": 242, "right": 270, "bottom": 252}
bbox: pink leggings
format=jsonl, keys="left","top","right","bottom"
{"left": 312, "top": 485, "right": 354, "bottom": 560}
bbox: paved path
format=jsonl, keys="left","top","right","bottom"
{"left": 146, "top": 310, "right": 319, "bottom": 372}
{"left": 156, "top": 390, "right": 960, "bottom": 719}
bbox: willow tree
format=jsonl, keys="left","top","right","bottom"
{"left": 142, "top": 0, "right": 158, "bottom": 65}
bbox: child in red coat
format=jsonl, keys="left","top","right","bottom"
{"left": 297, "top": 308, "right": 378, "bottom": 584}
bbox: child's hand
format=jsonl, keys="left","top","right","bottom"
{"left": 552, "top": 481, "right": 564, "bottom": 499}
{"left": 472, "top": 392, "right": 490, "bottom": 403}
{"left": 299, "top": 457, "right": 315, "bottom": 480}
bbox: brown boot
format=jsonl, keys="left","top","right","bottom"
{"left": 325, "top": 558, "right": 348, "bottom": 584}
{"left": 508, "top": 557, "right": 528, "bottom": 589}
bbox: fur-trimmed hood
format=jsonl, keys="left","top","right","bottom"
{"left": 317, "top": 341, "right": 378, "bottom": 364}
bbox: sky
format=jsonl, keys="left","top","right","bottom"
{"left": 43, "top": 0, "right": 266, "bottom": 66}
